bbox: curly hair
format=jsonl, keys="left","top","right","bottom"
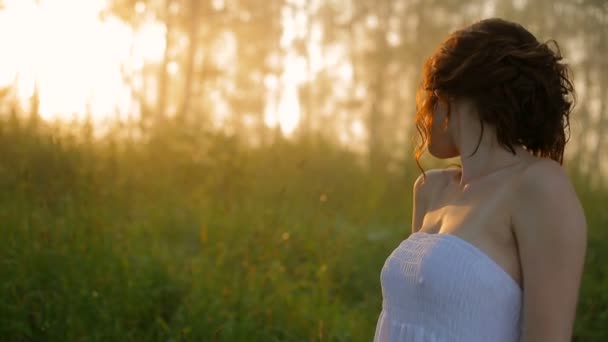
{"left": 414, "top": 18, "right": 575, "bottom": 177}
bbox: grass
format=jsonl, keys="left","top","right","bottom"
{"left": 0, "top": 117, "right": 606, "bottom": 341}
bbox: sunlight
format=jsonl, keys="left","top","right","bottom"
{"left": 269, "top": 3, "right": 328, "bottom": 136}
{"left": 274, "top": 52, "right": 306, "bottom": 135}
{"left": 276, "top": 85, "right": 301, "bottom": 135}
{"left": 131, "top": 21, "right": 167, "bottom": 65}
{"left": 0, "top": 0, "right": 165, "bottom": 123}
{"left": 0, "top": 0, "right": 325, "bottom": 136}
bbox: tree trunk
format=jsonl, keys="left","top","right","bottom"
{"left": 179, "top": 0, "right": 199, "bottom": 122}
{"left": 587, "top": 11, "right": 607, "bottom": 190}
{"left": 157, "top": 0, "right": 173, "bottom": 121}
{"left": 368, "top": 2, "right": 390, "bottom": 171}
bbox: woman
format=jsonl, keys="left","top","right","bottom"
{"left": 374, "top": 18, "right": 587, "bottom": 342}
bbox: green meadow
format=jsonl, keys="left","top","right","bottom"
{"left": 0, "top": 118, "right": 606, "bottom": 341}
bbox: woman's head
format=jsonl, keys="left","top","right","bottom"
{"left": 414, "top": 18, "right": 575, "bottom": 171}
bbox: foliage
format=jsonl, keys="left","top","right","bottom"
{"left": 0, "top": 0, "right": 607, "bottom": 340}
{"left": 0, "top": 113, "right": 606, "bottom": 341}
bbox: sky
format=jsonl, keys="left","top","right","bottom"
{"left": 0, "top": 0, "right": 310, "bottom": 135}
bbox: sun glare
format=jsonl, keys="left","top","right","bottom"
{"left": 0, "top": 0, "right": 165, "bottom": 123}
{"left": 0, "top": 0, "right": 318, "bottom": 137}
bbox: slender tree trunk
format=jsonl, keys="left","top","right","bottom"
{"left": 586, "top": 12, "right": 607, "bottom": 189}
{"left": 296, "top": 1, "right": 314, "bottom": 140}
{"left": 28, "top": 84, "right": 40, "bottom": 129}
{"left": 179, "top": 0, "right": 199, "bottom": 122}
{"left": 368, "top": 2, "right": 390, "bottom": 171}
{"left": 157, "top": 0, "right": 173, "bottom": 121}
{"left": 594, "top": 82, "right": 606, "bottom": 189}
{"left": 592, "top": 14, "right": 607, "bottom": 189}
{"left": 570, "top": 60, "right": 591, "bottom": 183}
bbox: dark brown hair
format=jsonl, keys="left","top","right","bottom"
{"left": 414, "top": 18, "right": 575, "bottom": 177}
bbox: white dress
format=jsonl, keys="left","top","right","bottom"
{"left": 374, "top": 231, "right": 522, "bottom": 342}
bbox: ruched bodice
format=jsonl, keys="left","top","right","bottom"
{"left": 374, "top": 231, "right": 522, "bottom": 342}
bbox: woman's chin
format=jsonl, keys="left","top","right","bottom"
{"left": 428, "top": 144, "right": 459, "bottom": 159}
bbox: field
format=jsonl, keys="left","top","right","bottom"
{"left": 1, "top": 120, "right": 607, "bottom": 341}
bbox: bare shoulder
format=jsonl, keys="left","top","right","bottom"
{"left": 413, "top": 167, "right": 457, "bottom": 199}
{"left": 516, "top": 158, "right": 582, "bottom": 208}
{"left": 512, "top": 157, "right": 587, "bottom": 240}
{"left": 412, "top": 167, "right": 459, "bottom": 233}
{"left": 519, "top": 158, "right": 571, "bottom": 188}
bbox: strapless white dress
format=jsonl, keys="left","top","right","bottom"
{"left": 374, "top": 231, "right": 522, "bottom": 342}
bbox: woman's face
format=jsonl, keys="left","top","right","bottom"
{"left": 428, "top": 97, "right": 460, "bottom": 159}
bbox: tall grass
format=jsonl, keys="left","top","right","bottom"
{"left": 0, "top": 116, "right": 606, "bottom": 341}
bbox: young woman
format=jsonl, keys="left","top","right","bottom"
{"left": 374, "top": 18, "right": 587, "bottom": 342}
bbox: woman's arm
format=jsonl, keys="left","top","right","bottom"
{"left": 511, "top": 159, "right": 587, "bottom": 342}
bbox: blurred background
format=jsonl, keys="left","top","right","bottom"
{"left": 0, "top": 0, "right": 606, "bottom": 340}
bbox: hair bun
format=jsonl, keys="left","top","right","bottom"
{"left": 414, "top": 18, "right": 574, "bottom": 168}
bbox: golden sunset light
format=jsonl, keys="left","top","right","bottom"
{"left": 1, "top": 0, "right": 135, "bottom": 121}
{"left": 2, "top": 1, "right": 607, "bottom": 341}
{"left": 0, "top": 0, "right": 311, "bottom": 135}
